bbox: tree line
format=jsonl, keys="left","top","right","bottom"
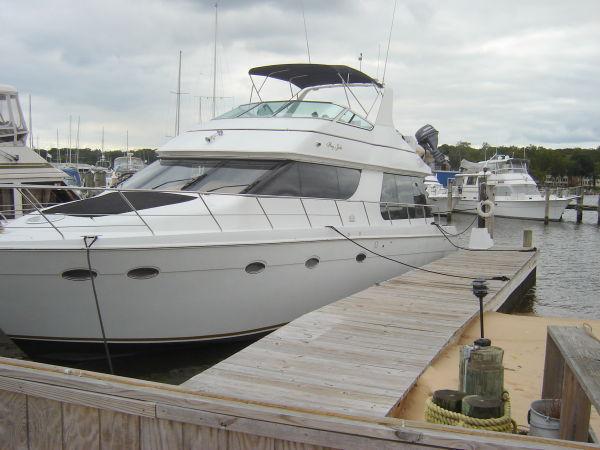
{"left": 37, "top": 143, "right": 600, "bottom": 185}
{"left": 439, "top": 142, "right": 600, "bottom": 183}
{"left": 39, "top": 148, "right": 159, "bottom": 166}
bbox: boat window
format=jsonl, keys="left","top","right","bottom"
{"left": 466, "top": 176, "right": 478, "bottom": 186}
{"left": 184, "top": 160, "right": 279, "bottom": 193}
{"left": 380, "top": 174, "right": 432, "bottom": 220}
{"left": 214, "top": 103, "right": 259, "bottom": 119}
{"left": 249, "top": 162, "right": 360, "bottom": 200}
{"left": 0, "top": 94, "right": 9, "bottom": 125}
{"left": 275, "top": 101, "right": 344, "bottom": 120}
{"left": 337, "top": 110, "right": 374, "bottom": 130}
{"left": 238, "top": 101, "right": 289, "bottom": 118}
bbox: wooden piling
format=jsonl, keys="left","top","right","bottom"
{"left": 576, "top": 188, "right": 584, "bottom": 224}
{"left": 544, "top": 187, "right": 550, "bottom": 225}
{"left": 523, "top": 229, "right": 533, "bottom": 248}
{"left": 478, "top": 179, "right": 486, "bottom": 228}
{"left": 446, "top": 179, "right": 453, "bottom": 223}
{"left": 597, "top": 193, "right": 600, "bottom": 226}
{"left": 485, "top": 184, "right": 495, "bottom": 238}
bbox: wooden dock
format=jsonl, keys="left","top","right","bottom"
{"left": 4, "top": 245, "right": 596, "bottom": 448}
{"left": 183, "top": 248, "right": 538, "bottom": 418}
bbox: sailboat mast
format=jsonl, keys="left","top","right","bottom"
{"left": 56, "top": 128, "right": 60, "bottom": 163}
{"left": 212, "top": 2, "right": 218, "bottom": 118}
{"left": 76, "top": 116, "right": 80, "bottom": 165}
{"left": 101, "top": 127, "right": 104, "bottom": 154}
{"left": 68, "top": 115, "right": 72, "bottom": 163}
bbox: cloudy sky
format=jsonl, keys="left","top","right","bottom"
{"left": 2, "top": 0, "right": 599, "bottom": 150}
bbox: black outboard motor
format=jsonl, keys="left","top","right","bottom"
{"left": 416, "top": 124, "right": 445, "bottom": 164}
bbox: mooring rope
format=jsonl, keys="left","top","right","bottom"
{"left": 83, "top": 236, "right": 114, "bottom": 374}
{"left": 326, "top": 225, "right": 510, "bottom": 282}
{"left": 425, "top": 391, "right": 517, "bottom": 433}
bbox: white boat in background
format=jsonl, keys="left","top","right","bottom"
{"left": 0, "top": 64, "right": 455, "bottom": 358}
{"left": 455, "top": 154, "right": 573, "bottom": 221}
{"left": 424, "top": 175, "right": 458, "bottom": 214}
{"left": 109, "top": 153, "right": 146, "bottom": 186}
{"left": 0, "top": 84, "right": 76, "bottom": 220}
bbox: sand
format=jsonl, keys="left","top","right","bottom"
{"left": 395, "top": 312, "right": 600, "bottom": 433}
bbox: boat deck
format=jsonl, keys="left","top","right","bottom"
{"left": 183, "top": 247, "right": 538, "bottom": 418}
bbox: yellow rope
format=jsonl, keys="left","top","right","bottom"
{"left": 425, "top": 392, "right": 517, "bottom": 433}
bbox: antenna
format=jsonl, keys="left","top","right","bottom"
{"left": 212, "top": 2, "right": 218, "bottom": 118}
{"left": 301, "top": 0, "right": 311, "bottom": 63}
{"left": 382, "top": 0, "right": 398, "bottom": 84}
{"left": 126, "top": 129, "right": 129, "bottom": 153}
{"left": 358, "top": 53, "right": 363, "bottom": 71}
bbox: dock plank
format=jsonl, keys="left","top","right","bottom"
{"left": 184, "top": 249, "right": 537, "bottom": 418}
{"left": 28, "top": 396, "right": 63, "bottom": 450}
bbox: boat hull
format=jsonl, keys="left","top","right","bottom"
{"left": 0, "top": 227, "right": 453, "bottom": 359}
{"left": 455, "top": 198, "right": 571, "bottom": 221}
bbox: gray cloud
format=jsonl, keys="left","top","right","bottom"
{"left": 1, "top": 0, "right": 598, "bottom": 150}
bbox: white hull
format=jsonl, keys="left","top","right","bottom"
{"left": 0, "top": 226, "right": 453, "bottom": 345}
{"left": 428, "top": 196, "right": 459, "bottom": 214}
{"left": 455, "top": 198, "right": 571, "bottom": 221}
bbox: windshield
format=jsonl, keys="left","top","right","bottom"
{"left": 114, "top": 157, "right": 145, "bottom": 172}
{"left": 275, "top": 101, "right": 344, "bottom": 119}
{"left": 121, "top": 159, "right": 282, "bottom": 193}
{"left": 214, "top": 103, "right": 258, "bottom": 119}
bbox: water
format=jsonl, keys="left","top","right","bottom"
{"left": 450, "top": 197, "right": 600, "bottom": 319}
{"left": 1, "top": 197, "right": 598, "bottom": 382}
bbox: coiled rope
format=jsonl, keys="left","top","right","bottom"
{"left": 424, "top": 391, "right": 517, "bottom": 433}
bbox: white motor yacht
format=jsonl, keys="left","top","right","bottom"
{"left": 0, "top": 84, "right": 76, "bottom": 221}
{"left": 424, "top": 175, "right": 458, "bottom": 214}
{"left": 108, "top": 154, "right": 146, "bottom": 186}
{"left": 455, "top": 154, "right": 573, "bottom": 221}
{"left": 0, "top": 64, "right": 455, "bottom": 358}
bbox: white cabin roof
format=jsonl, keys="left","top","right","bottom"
{"left": 0, "top": 146, "right": 67, "bottom": 183}
{"left": 0, "top": 84, "right": 18, "bottom": 95}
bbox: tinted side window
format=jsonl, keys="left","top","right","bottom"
{"left": 410, "top": 177, "right": 433, "bottom": 217}
{"left": 255, "top": 163, "right": 301, "bottom": 196}
{"left": 380, "top": 174, "right": 409, "bottom": 220}
{"left": 337, "top": 167, "right": 361, "bottom": 199}
{"left": 251, "top": 162, "right": 360, "bottom": 200}
{"left": 299, "top": 163, "right": 339, "bottom": 198}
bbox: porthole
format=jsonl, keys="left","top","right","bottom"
{"left": 61, "top": 269, "right": 97, "bottom": 281}
{"left": 355, "top": 253, "right": 367, "bottom": 263}
{"left": 127, "top": 267, "right": 159, "bottom": 279}
{"left": 245, "top": 261, "right": 266, "bottom": 274}
{"left": 305, "top": 257, "right": 320, "bottom": 269}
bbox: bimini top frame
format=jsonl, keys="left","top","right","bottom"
{"left": 249, "top": 64, "right": 383, "bottom": 90}
{"left": 247, "top": 63, "right": 383, "bottom": 119}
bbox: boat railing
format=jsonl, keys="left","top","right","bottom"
{"left": 0, "top": 184, "right": 441, "bottom": 239}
